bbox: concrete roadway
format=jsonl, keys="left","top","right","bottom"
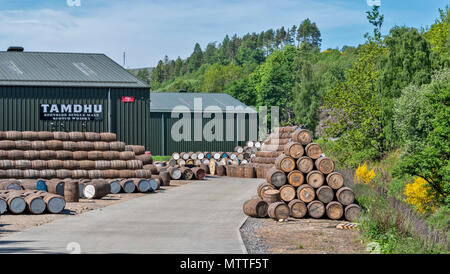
{"left": 0, "top": 176, "right": 262, "bottom": 254}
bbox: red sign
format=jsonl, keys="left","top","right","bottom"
{"left": 122, "top": 96, "right": 134, "bottom": 102}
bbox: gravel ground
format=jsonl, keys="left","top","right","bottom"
{"left": 240, "top": 217, "right": 272, "bottom": 254}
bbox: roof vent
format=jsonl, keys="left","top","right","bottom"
{"left": 7, "top": 46, "right": 24, "bottom": 52}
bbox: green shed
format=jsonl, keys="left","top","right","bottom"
{"left": 0, "top": 47, "right": 151, "bottom": 149}
{"left": 149, "top": 92, "right": 258, "bottom": 156}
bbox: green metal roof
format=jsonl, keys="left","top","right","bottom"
{"left": 0, "top": 51, "right": 149, "bottom": 88}
{"left": 150, "top": 92, "right": 257, "bottom": 113}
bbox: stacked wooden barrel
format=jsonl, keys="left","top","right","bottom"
{"left": 0, "top": 189, "right": 66, "bottom": 215}
{"left": 243, "top": 126, "right": 361, "bottom": 222}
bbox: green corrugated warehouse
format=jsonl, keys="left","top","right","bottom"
{"left": 0, "top": 47, "right": 151, "bottom": 149}
{"left": 149, "top": 92, "right": 257, "bottom": 155}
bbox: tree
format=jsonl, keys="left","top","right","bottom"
{"left": 187, "top": 43, "right": 203, "bottom": 72}
{"left": 323, "top": 42, "right": 387, "bottom": 165}
{"left": 174, "top": 57, "right": 183, "bottom": 77}
{"left": 424, "top": 6, "right": 450, "bottom": 67}
{"left": 150, "top": 60, "right": 166, "bottom": 88}
{"left": 289, "top": 25, "right": 297, "bottom": 45}
{"left": 136, "top": 69, "right": 150, "bottom": 84}
{"left": 297, "top": 19, "right": 322, "bottom": 48}
{"left": 365, "top": 5, "right": 384, "bottom": 41}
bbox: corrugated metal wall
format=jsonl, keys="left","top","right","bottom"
{"left": 149, "top": 112, "right": 254, "bottom": 155}
{"left": 0, "top": 86, "right": 151, "bottom": 149}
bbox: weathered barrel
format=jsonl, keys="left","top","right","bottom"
{"left": 344, "top": 204, "right": 362, "bottom": 222}
{"left": 243, "top": 197, "right": 268, "bottom": 218}
{"left": 41, "top": 193, "right": 66, "bottom": 214}
{"left": 88, "top": 151, "right": 104, "bottom": 161}
{"left": 119, "top": 170, "right": 135, "bottom": 178}
{"left": 110, "top": 141, "right": 126, "bottom": 151}
{"left": 296, "top": 184, "right": 315, "bottom": 203}
{"left": 39, "top": 150, "right": 56, "bottom": 160}
{"left": 127, "top": 160, "right": 143, "bottom": 170}
{"left": 47, "top": 160, "right": 64, "bottom": 170}
{"left": 0, "top": 159, "right": 14, "bottom": 169}
{"left": 79, "top": 160, "right": 95, "bottom": 170}
{"left": 256, "top": 182, "right": 275, "bottom": 198}
{"left": 84, "top": 132, "right": 101, "bottom": 142}
{"left": 88, "top": 170, "right": 104, "bottom": 179}
{"left": 63, "top": 160, "right": 79, "bottom": 170}
{"left": 287, "top": 170, "right": 304, "bottom": 187}
{"left": 64, "top": 180, "right": 79, "bottom": 203}
{"left": 292, "top": 129, "right": 313, "bottom": 145}
{"left": 284, "top": 142, "right": 304, "bottom": 159}
{"left": 243, "top": 166, "right": 255, "bottom": 178}
{"left": 0, "top": 140, "right": 15, "bottom": 150}
{"left": 135, "top": 154, "right": 153, "bottom": 165}
{"left": 307, "top": 200, "right": 325, "bottom": 219}
{"left": 268, "top": 202, "right": 290, "bottom": 220}
{"left": 77, "top": 141, "right": 95, "bottom": 151}
{"left": 147, "top": 178, "right": 159, "bottom": 192}
{"left": 107, "top": 179, "right": 122, "bottom": 194}
{"left": 191, "top": 167, "right": 206, "bottom": 180}
{"left": 20, "top": 179, "right": 48, "bottom": 191}
{"left": 95, "top": 160, "right": 111, "bottom": 170}
{"left": 0, "top": 179, "right": 22, "bottom": 190}
{"left": 63, "top": 141, "right": 78, "bottom": 151}
{"left": 296, "top": 156, "right": 314, "bottom": 174}
{"left": 102, "top": 169, "right": 119, "bottom": 179}
{"left": 53, "top": 131, "right": 69, "bottom": 141}
{"left": 179, "top": 167, "right": 194, "bottom": 180}
{"left": 279, "top": 185, "right": 296, "bottom": 202}
{"left": 93, "top": 142, "right": 110, "bottom": 151}
{"left": 23, "top": 169, "right": 40, "bottom": 179}
{"left": 0, "top": 170, "right": 5, "bottom": 178}
{"left": 159, "top": 171, "right": 171, "bottom": 186}
{"left": 5, "top": 131, "right": 23, "bottom": 140}
{"left": 0, "top": 196, "right": 7, "bottom": 214}
{"left": 0, "top": 150, "right": 7, "bottom": 160}
{"left": 56, "top": 151, "right": 73, "bottom": 160}
{"left": 172, "top": 152, "right": 180, "bottom": 160}
{"left": 100, "top": 132, "right": 117, "bottom": 142}
{"left": 306, "top": 170, "right": 325, "bottom": 188}
{"left": 316, "top": 185, "right": 334, "bottom": 204}
{"left": 31, "top": 140, "right": 46, "bottom": 151}
{"left": 8, "top": 150, "right": 24, "bottom": 160}
{"left": 56, "top": 169, "right": 72, "bottom": 179}
{"left": 6, "top": 169, "right": 24, "bottom": 178}
{"left": 143, "top": 164, "right": 158, "bottom": 174}
{"left": 120, "top": 151, "right": 135, "bottom": 160}
{"left": 120, "top": 179, "right": 136, "bottom": 193}
{"left": 326, "top": 172, "right": 344, "bottom": 190}
{"left": 127, "top": 145, "right": 145, "bottom": 155}
{"left": 336, "top": 187, "right": 355, "bottom": 205}
{"left": 83, "top": 179, "right": 110, "bottom": 199}
{"left": 69, "top": 132, "right": 85, "bottom": 141}
{"left": 31, "top": 160, "right": 48, "bottom": 170}
{"left": 288, "top": 199, "right": 307, "bottom": 219}
{"left": 216, "top": 165, "right": 226, "bottom": 176}
{"left": 305, "top": 143, "right": 323, "bottom": 160}
{"left": 326, "top": 201, "right": 344, "bottom": 220}
{"left": 265, "top": 168, "right": 286, "bottom": 188}
{"left": 5, "top": 193, "right": 26, "bottom": 214}
{"left": 103, "top": 151, "right": 120, "bottom": 160}
{"left": 47, "top": 179, "right": 65, "bottom": 196}
{"left": 107, "top": 160, "right": 123, "bottom": 170}
{"left": 23, "top": 131, "right": 39, "bottom": 141}
{"left": 263, "top": 189, "right": 281, "bottom": 204}
{"left": 275, "top": 154, "right": 295, "bottom": 172}
{"left": 132, "top": 179, "right": 151, "bottom": 193}
{"left": 46, "top": 140, "right": 63, "bottom": 150}
{"left": 71, "top": 170, "right": 88, "bottom": 179}
{"left": 15, "top": 140, "right": 32, "bottom": 150}
{"left": 167, "top": 166, "right": 182, "bottom": 180}
{"left": 315, "top": 157, "right": 335, "bottom": 175}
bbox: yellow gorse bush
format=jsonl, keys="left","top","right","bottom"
{"left": 355, "top": 162, "right": 376, "bottom": 187}
{"left": 404, "top": 177, "right": 436, "bottom": 214}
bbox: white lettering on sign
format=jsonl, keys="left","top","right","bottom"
{"left": 40, "top": 104, "right": 104, "bottom": 121}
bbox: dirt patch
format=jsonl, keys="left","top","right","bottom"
{"left": 241, "top": 217, "right": 367, "bottom": 254}
{"left": 0, "top": 179, "right": 195, "bottom": 239}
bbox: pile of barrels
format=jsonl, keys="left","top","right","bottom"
{"left": 0, "top": 189, "right": 65, "bottom": 215}
{"left": 149, "top": 162, "right": 208, "bottom": 182}
{"left": 243, "top": 126, "right": 362, "bottom": 222}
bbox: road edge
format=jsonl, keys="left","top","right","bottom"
{"left": 237, "top": 216, "right": 249, "bottom": 254}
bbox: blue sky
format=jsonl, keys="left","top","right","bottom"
{"left": 0, "top": 0, "right": 447, "bottom": 68}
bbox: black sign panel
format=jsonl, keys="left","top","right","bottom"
{"left": 40, "top": 104, "right": 104, "bottom": 121}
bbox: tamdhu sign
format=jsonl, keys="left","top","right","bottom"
{"left": 40, "top": 104, "right": 103, "bottom": 121}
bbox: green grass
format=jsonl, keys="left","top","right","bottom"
{"left": 151, "top": 155, "right": 172, "bottom": 162}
